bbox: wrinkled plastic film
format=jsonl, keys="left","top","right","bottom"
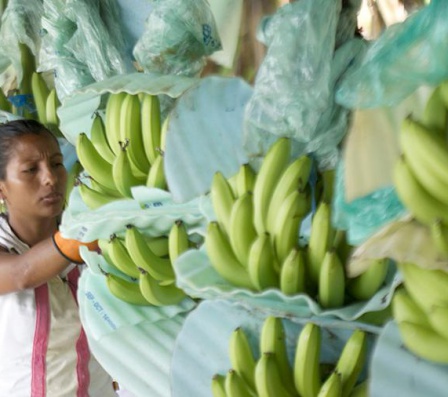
{"left": 133, "top": 0, "right": 222, "bottom": 77}
{"left": 243, "top": 0, "right": 364, "bottom": 171}
{"left": 336, "top": 0, "right": 448, "bottom": 108}
{"left": 333, "top": 159, "right": 406, "bottom": 246}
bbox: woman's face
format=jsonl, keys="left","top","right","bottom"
{"left": 0, "top": 132, "right": 67, "bottom": 220}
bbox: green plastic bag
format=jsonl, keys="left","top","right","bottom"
{"left": 336, "top": 0, "right": 448, "bottom": 108}
{"left": 133, "top": 0, "right": 222, "bottom": 77}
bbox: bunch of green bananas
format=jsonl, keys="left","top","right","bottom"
{"left": 392, "top": 262, "right": 448, "bottom": 364}
{"left": 205, "top": 137, "right": 390, "bottom": 308}
{"left": 97, "top": 220, "right": 192, "bottom": 307}
{"left": 75, "top": 92, "right": 168, "bottom": 209}
{"left": 211, "top": 316, "right": 369, "bottom": 397}
{"left": 393, "top": 82, "right": 448, "bottom": 256}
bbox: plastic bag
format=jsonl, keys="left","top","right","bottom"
{"left": 39, "top": 0, "right": 131, "bottom": 100}
{"left": 133, "top": 0, "right": 222, "bottom": 78}
{"left": 336, "top": 0, "right": 448, "bottom": 109}
{"left": 243, "top": 0, "right": 366, "bottom": 171}
{"left": 0, "top": 0, "right": 43, "bottom": 89}
{"left": 332, "top": 159, "right": 406, "bottom": 246}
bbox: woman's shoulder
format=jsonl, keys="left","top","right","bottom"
{"left": 0, "top": 215, "right": 29, "bottom": 254}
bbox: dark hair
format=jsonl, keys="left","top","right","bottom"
{"left": 0, "top": 119, "right": 59, "bottom": 180}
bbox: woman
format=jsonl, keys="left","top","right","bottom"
{"left": 0, "top": 119, "right": 117, "bottom": 396}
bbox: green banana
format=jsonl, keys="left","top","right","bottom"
{"left": 247, "top": 232, "right": 279, "bottom": 291}
{"left": 76, "top": 132, "right": 117, "bottom": 191}
{"left": 397, "top": 261, "right": 448, "bottom": 312}
{"left": 78, "top": 181, "right": 120, "bottom": 210}
{"left": 266, "top": 155, "right": 312, "bottom": 233}
{"left": 235, "top": 163, "right": 257, "bottom": 198}
{"left": 205, "top": 221, "right": 254, "bottom": 290}
{"left": 335, "top": 329, "right": 368, "bottom": 397}
{"left": 430, "top": 218, "right": 448, "bottom": 256}
{"left": 89, "top": 177, "right": 122, "bottom": 198}
{"left": 318, "top": 249, "right": 345, "bottom": 309}
{"left": 348, "top": 380, "right": 368, "bottom": 397}
{"left": 31, "top": 72, "right": 50, "bottom": 124}
{"left": 252, "top": 138, "right": 292, "bottom": 234}
{"left": 105, "top": 92, "right": 127, "bottom": 155}
{"left": 307, "top": 200, "right": 334, "bottom": 288}
{"left": 112, "top": 142, "right": 145, "bottom": 198}
{"left": 400, "top": 117, "right": 448, "bottom": 203}
{"left": 228, "top": 327, "right": 257, "bottom": 391}
{"left": 320, "top": 169, "right": 336, "bottom": 204}
{"left": 426, "top": 304, "right": 448, "bottom": 340}
{"left": 293, "top": 322, "right": 321, "bottom": 397}
{"left": 90, "top": 113, "right": 116, "bottom": 164}
{"left": 259, "top": 316, "right": 296, "bottom": 395}
{"left": 393, "top": 156, "right": 448, "bottom": 226}
{"left": 140, "top": 93, "right": 162, "bottom": 165}
{"left": 18, "top": 42, "right": 35, "bottom": 96}
{"left": 279, "top": 247, "right": 306, "bottom": 296}
{"left": 159, "top": 114, "right": 170, "bottom": 152}
{"left": 397, "top": 320, "right": 448, "bottom": 364}
{"left": 420, "top": 85, "right": 448, "bottom": 134}
{"left": 120, "top": 93, "right": 150, "bottom": 175}
{"left": 107, "top": 234, "right": 141, "bottom": 279}
{"left": 98, "top": 238, "right": 115, "bottom": 267}
{"left": 45, "top": 88, "right": 59, "bottom": 124}
{"left": 146, "top": 154, "right": 167, "bottom": 190}
{"left": 0, "top": 88, "right": 12, "bottom": 112}
{"left": 228, "top": 191, "right": 257, "bottom": 266}
{"left": 255, "top": 352, "right": 296, "bottom": 397}
{"left": 272, "top": 188, "right": 310, "bottom": 264}
{"left": 392, "top": 287, "right": 432, "bottom": 327}
{"left": 225, "top": 369, "right": 256, "bottom": 397}
{"left": 124, "top": 224, "right": 175, "bottom": 282}
{"left": 138, "top": 270, "right": 186, "bottom": 306}
{"left": 64, "top": 161, "right": 83, "bottom": 203}
{"left": 105, "top": 272, "right": 150, "bottom": 306}
{"left": 347, "top": 258, "right": 389, "bottom": 301}
{"left": 210, "top": 171, "right": 236, "bottom": 233}
{"left": 146, "top": 236, "right": 170, "bottom": 257}
{"left": 317, "top": 371, "right": 342, "bottom": 397}
{"left": 168, "top": 220, "right": 190, "bottom": 263}
{"left": 211, "top": 374, "right": 227, "bottom": 397}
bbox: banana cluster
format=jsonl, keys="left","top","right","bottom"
{"left": 205, "top": 137, "right": 389, "bottom": 308}
{"left": 205, "top": 137, "right": 313, "bottom": 292}
{"left": 75, "top": 92, "right": 168, "bottom": 209}
{"left": 212, "top": 316, "right": 369, "bottom": 397}
{"left": 392, "top": 261, "right": 448, "bottom": 364}
{"left": 393, "top": 83, "right": 448, "bottom": 256}
{"left": 98, "top": 220, "right": 192, "bottom": 307}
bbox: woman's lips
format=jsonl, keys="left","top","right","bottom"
{"left": 41, "top": 192, "right": 63, "bottom": 204}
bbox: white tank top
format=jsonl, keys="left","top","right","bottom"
{"left": 0, "top": 216, "right": 117, "bottom": 397}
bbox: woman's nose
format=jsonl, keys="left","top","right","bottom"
{"left": 41, "top": 165, "right": 58, "bottom": 185}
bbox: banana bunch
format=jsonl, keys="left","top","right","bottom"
{"left": 211, "top": 316, "right": 369, "bottom": 397}
{"left": 205, "top": 137, "right": 390, "bottom": 309}
{"left": 75, "top": 92, "right": 168, "bottom": 210}
{"left": 392, "top": 262, "right": 448, "bottom": 364}
{"left": 393, "top": 83, "right": 448, "bottom": 257}
{"left": 205, "top": 137, "right": 313, "bottom": 292}
{"left": 98, "top": 220, "right": 193, "bottom": 306}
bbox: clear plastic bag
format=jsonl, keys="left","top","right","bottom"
{"left": 332, "top": 159, "right": 406, "bottom": 246}
{"left": 39, "top": 0, "right": 131, "bottom": 100}
{"left": 0, "top": 0, "right": 43, "bottom": 89}
{"left": 243, "top": 0, "right": 366, "bottom": 171}
{"left": 133, "top": 0, "right": 222, "bottom": 77}
{"left": 336, "top": 0, "right": 448, "bottom": 108}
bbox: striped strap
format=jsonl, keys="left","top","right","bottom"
{"left": 31, "top": 284, "right": 50, "bottom": 397}
{"left": 68, "top": 267, "right": 91, "bottom": 397}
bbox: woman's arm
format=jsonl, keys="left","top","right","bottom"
{"left": 0, "top": 237, "right": 70, "bottom": 294}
